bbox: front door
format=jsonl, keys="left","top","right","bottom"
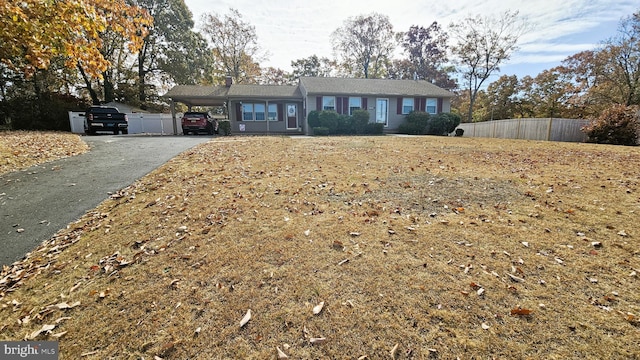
{"left": 286, "top": 104, "right": 298, "bottom": 129}
{"left": 376, "top": 98, "right": 388, "bottom": 126}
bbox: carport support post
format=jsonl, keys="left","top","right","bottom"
{"left": 170, "top": 100, "right": 177, "bottom": 135}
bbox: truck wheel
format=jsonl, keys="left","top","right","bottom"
{"left": 113, "top": 129, "right": 119, "bottom": 135}
{"left": 122, "top": 129, "right": 128, "bottom": 134}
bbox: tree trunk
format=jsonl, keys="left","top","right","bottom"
{"left": 103, "top": 71, "right": 114, "bottom": 103}
{"left": 77, "top": 63, "right": 100, "bottom": 105}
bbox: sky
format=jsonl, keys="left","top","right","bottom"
{"left": 183, "top": 0, "right": 638, "bottom": 80}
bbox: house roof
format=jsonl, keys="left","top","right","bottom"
{"left": 299, "top": 77, "right": 454, "bottom": 97}
{"left": 162, "top": 77, "right": 454, "bottom": 107}
{"left": 227, "top": 85, "right": 302, "bottom": 99}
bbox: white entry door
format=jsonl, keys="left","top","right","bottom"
{"left": 376, "top": 98, "right": 388, "bottom": 126}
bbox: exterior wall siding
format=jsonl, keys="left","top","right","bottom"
{"left": 229, "top": 100, "right": 304, "bottom": 134}
{"left": 304, "top": 95, "right": 452, "bottom": 133}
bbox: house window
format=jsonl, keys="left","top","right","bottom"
{"left": 242, "top": 103, "right": 254, "bottom": 121}
{"left": 349, "top": 97, "right": 362, "bottom": 115}
{"left": 426, "top": 98, "right": 437, "bottom": 114}
{"left": 402, "top": 98, "right": 414, "bottom": 114}
{"left": 268, "top": 104, "right": 277, "bottom": 121}
{"left": 323, "top": 96, "right": 335, "bottom": 111}
{"left": 255, "top": 103, "right": 265, "bottom": 121}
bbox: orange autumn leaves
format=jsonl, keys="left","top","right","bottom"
{"left": 0, "top": 0, "right": 152, "bottom": 79}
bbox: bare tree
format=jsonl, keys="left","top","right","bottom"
{"left": 449, "top": 10, "right": 529, "bottom": 122}
{"left": 200, "top": 8, "right": 263, "bottom": 84}
{"left": 331, "top": 13, "right": 396, "bottom": 79}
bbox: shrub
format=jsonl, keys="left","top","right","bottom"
{"left": 398, "top": 111, "right": 430, "bottom": 134}
{"left": 426, "top": 113, "right": 461, "bottom": 135}
{"left": 336, "top": 114, "right": 353, "bottom": 134}
{"left": 583, "top": 104, "right": 639, "bottom": 146}
{"left": 351, "top": 109, "right": 370, "bottom": 134}
{"left": 308, "top": 110, "right": 321, "bottom": 128}
{"left": 313, "top": 127, "right": 330, "bottom": 136}
{"left": 218, "top": 120, "right": 231, "bottom": 136}
{"left": 319, "top": 110, "right": 339, "bottom": 133}
{"left": 398, "top": 112, "right": 461, "bottom": 136}
{"left": 7, "top": 92, "right": 89, "bottom": 131}
{"left": 363, "top": 122, "right": 384, "bottom": 135}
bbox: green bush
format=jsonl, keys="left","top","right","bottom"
{"left": 398, "top": 112, "right": 461, "bottom": 136}
{"left": 313, "top": 127, "right": 330, "bottom": 136}
{"left": 336, "top": 114, "right": 353, "bottom": 134}
{"left": 426, "top": 113, "right": 460, "bottom": 135}
{"left": 6, "top": 92, "right": 89, "bottom": 131}
{"left": 583, "top": 104, "right": 639, "bottom": 146}
{"left": 319, "top": 110, "right": 339, "bottom": 133}
{"left": 308, "top": 110, "right": 321, "bottom": 128}
{"left": 351, "top": 109, "right": 370, "bottom": 134}
{"left": 218, "top": 120, "right": 231, "bottom": 136}
{"left": 363, "top": 122, "right": 384, "bottom": 135}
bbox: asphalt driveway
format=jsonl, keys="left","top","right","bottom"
{"left": 0, "top": 135, "right": 211, "bottom": 267}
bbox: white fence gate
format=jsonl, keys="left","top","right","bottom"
{"left": 68, "top": 112, "right": 180, "bottom": 135}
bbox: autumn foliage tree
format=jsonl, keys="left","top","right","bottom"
{"left": 583, "top": 104, "right": 639, "bottom": 145}
{"left": 331, "top": 13, "right": 396, "bottom": 79}
{"left": 449, "top": 11, "right": 528, "bottom": 122}
{"left": 0, "top": 0, "right": 151, "bottom": 80}
{"left": 200, "top": 8, "right": 263, "bottom": 84}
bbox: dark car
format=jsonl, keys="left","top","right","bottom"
{"left": 84, "top": 106, "right": 128, "bottom": 135}
{"left": 181, "top": 112, "right": 218, "bottom": 135}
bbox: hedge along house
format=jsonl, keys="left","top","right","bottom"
{"left": 298, "top": 77, "right": 454, "bottom": 133}
{"left": 163, "top": 76, "right": 454, "bottom": 135}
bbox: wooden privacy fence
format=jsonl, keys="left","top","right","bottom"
{"left": 68, "top": 112, "right": 179, "bottom": 135}
{"left": 455, "top": 118, "right": 591, "bottom": 142}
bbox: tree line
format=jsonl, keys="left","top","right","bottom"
{"left": 0, "top": 2, "right": 638, "bottom": 144}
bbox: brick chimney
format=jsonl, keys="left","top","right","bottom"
{"left": 225, "top": 76, "right": 233, "bottom": 87}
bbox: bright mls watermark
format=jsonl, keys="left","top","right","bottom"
{"left": 0, "top": 342, "right": 58, "bottom": 359}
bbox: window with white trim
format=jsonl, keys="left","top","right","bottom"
{"left": 255, "top": 103, "right": 265, "bottom": 121}
{"left": 322, "top": 96, "right": 336, "bottom": 111}
{"left": 426, "top": 98, "right": 437, "bottom": 114}
{"left": 402, "top": 98, "right": 414, "bottom": 114}
{"left": 242, "top": 102, "right": 269, "bottom": 121}
{"left": 242, "top": 103, "right": 254, "bottom": 121}
{"left": 268, "top": 104, "right": 277, "bottom": 121}
{"left": 349, "top": 97, "right": 362, "bottom": 115}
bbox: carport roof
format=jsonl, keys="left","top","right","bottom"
{"left": 227, "top": 85, "right": 302, "bottom": 99}
{"left": 162, "top": 85, "right": 229, "bottom": 106}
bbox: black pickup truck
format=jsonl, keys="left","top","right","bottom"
{"left": 84, "top": 106, "right": 128, "bottom": 135}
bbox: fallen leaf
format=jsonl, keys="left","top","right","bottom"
{"left": 240, "top": 309, "right": 252, "bottom": 328}
{"left": 390, "top": 343, "right": 399, "bottom": 359}
{"left": 511, "top": 307, "right": 533, "bottom": 316}
{"left": 313, "top": 301, "right": 324, "bottom": 315}
{"left": 309, "top": 337, "right": 326, "bottom": 344}
{"left": 481, "top": 323, "right": 490, "bottom": 330}
{"left": 277, "top": 346, "right": 288, "bottom": 359}
{"left": 28, "top": 324, "right": 56, "bottom": 339}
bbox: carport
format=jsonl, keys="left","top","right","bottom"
{"left": 162, "top": 85, "right": 230, "bottom": 134}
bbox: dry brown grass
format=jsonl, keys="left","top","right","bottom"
{"left": 0, "top": 131, "right": 89, "bottom": 176}
{"left": 1, "top": 135, "right": 639, "bottom": 359}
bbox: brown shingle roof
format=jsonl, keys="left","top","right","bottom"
{"left": 299, "top": 77, "right": 453, "bottom": 97}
